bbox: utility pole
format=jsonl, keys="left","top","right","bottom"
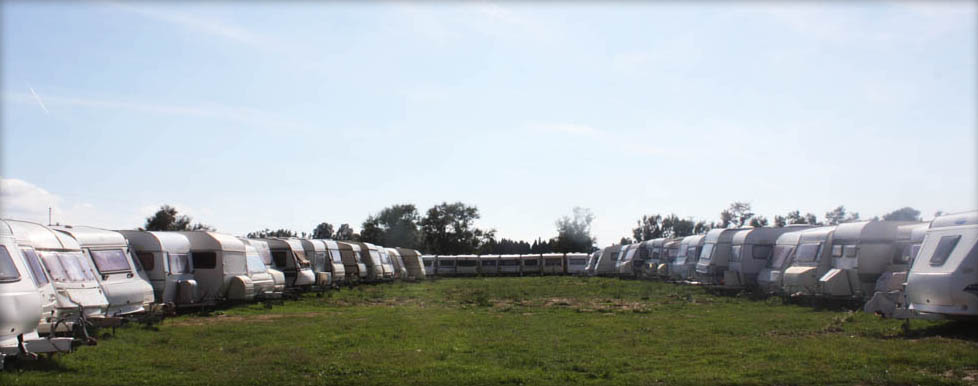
{"left": 48, "top": 207, "right": 52, "bottom": 226}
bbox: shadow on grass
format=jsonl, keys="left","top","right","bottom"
{"left": 3, "top": 356, "right": 76, "bottom": 373}
{"left": 906, "top": 320, "right": 978, "bottom": 342}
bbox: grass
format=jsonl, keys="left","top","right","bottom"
{"left": 2, "top": 277, "right": 977, "bottom": 385}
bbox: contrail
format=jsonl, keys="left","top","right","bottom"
{"left": 27, "top": 84, "right": 50, "bottom": 115}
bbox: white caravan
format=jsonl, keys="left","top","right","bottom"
{"left": 6, "top": 220, "right": 109, "bottom": 333}
{"left": 377, "top": 247, "right": 395, "bottom": 280}
{"left": 337, "top": 242, "right": 368, "bottom": 281}
{"left": 617, "top": 244, "right": 648, "bottom": 278}
{"left": 584, "top": 251, "right": 600, "bottom": 276}
{"left": 456, "top": 254, "right": 479, "bottom": 275}
{"left": 240, "top": 241, "right": 283, "bottom": 299}
{"left": 499, "top": 254, "right": 521, "bottom": 275}
{"left": 479, "top": 254, "right": 499, "bottom": 275}
{"left": 658, "top": 239, "right": 683, "bottom": 277}
{"left": 645, "top": 238, "right": 667, "bottom": 275}
{"left": 566, "top": 253, "right": 589, "bottom": 275}
{"left": 299, "top": 239, "right": 332, "bottom": 288}
{"left": 396, "top": 248, "right": 426, "bottom": 280}
{"left": 906, "top": 211, "right": 978, "bottom": 319}
{"left": 261, "top": 238, "right": 316, "bottom": 290}
{"left": 694, "top": 229, "right": 744, "bottom": 284}
{"left": 240, "top": 239, "right": 287, "bottom": 295}
{"left": 436, "top": 255, "right": 457, "bottom": 276}
{"left": 781, "top": 226, "right": 837, "bottom": 297}
{"left": 668, "top": 235, "right": 706, "bottom": 281}
{"left": 614, "top": 244, "right": 637, "bottom": 277}
{"left": 421, "top": 255, "right": 436, "bottom": 277}
{"left": 542, "top": 253, "right": 565, "bottom": 275}
{"left": 864, "top": 222, "right": 931, "bottom": 318}
{"left": 756, "top": 231, "right": 808, "bottom": 294}
{"left": 521, "top": 254, "right": 542, "bottom": 275}
{"left": 725, "top": 226, "right": 813, "bottom": 289}
{"left": 323, "top": 241, "right": 348, "bottom": 284}
{"left": 594, "top": 245, "right": 623, "bottom": 276}
{"left": 0, "top": 224, "right": 73, "bottom": 366}
{"left": 180, "top": 231, "right": 257, "bottom": 303}
{"left": 121, "top": 231, "right": 199, "bottom": 309}
{"left": 53, "top": 226, "right": 154, "bottom": 316}
{"left": 385, "top": 248, "right": 408, "bottom": 279}
{"left": 354, "top": 242, "right": 387, "bottom": 282}
{"left": 818, "top": 221, "right": 918, "bottom": 300}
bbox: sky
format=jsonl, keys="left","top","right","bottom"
{"left": 1, "top": 1, "right": 976, "bottom": 246}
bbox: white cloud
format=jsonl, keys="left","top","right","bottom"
{"left": 0, "top": 178, "right": 62, "bottom": 224}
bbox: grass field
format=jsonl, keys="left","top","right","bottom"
{"left": 2, "top": 277, "right": 977, "bottom": 385}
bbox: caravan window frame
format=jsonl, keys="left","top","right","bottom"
{"left": 89, "top": 249, "right": 133, "bottom": 273}
{"left": 58, "top": 252, "right": 97, "bottom": 282}
{"left": 0, "top": 245, "right": 22, "bottom": 282}
{"left": 929, "top": 235, "right": 961, "bottom": 267}
{"left": 794, "top": 243, "right": 822, "bottom": 263}
{"left": 136, "top": 252, "right": 155, "bottom": 271}
{"left": 192, "top": 252, "right": 218, "bottom": 270}
{"left": 20, "top": 247, "right": 49, "bottom": 286}
{"left": 769, "top": 245, "right": 795, "bottom": 269}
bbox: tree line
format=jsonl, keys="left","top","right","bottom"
{"left": 622, "top": 202, "right": 928, "bottom": 244}
{"left": 142, "top": 203, "right": 598, "bottom": 255}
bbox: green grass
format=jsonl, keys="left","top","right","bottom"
{"left": 2, "top": 277, "right": 977, "bottom": 385}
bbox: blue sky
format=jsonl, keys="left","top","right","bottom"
{"left": 1, "top": 1, "right": 975, "bottom": 246}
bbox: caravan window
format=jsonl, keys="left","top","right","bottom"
{"left": 439, "top": 260, "right": 456, "bottom": 267}
{"left": 0, "top": 246, "right": 21, "bottom": 282}
{"left": 729, "top": 246, "right": 743, "bottom": 262}
{"left": 752, "top": 245, "right": 773, "bottom": 260}
{"left": 698, "top": 244, "right": 714, "bottom": 261}
{"left": 271, "top": 251, "right": 289, "bottom": 268}
{"left": 193, "top": 252, "right": 217, "bottom": 269}
{"left": 20, "top": 248, "right": 49, "bottom": 286}
{"left": 569, "top": 258, "right": 587, "bottom": 265}
{"left": 136, "top": 252, "right": 155, "bottom": 271}
{"left": 90, "top": 249, "right": 132, "bottom": 273}
{"left": 524, "top": 259, "right": 539, "bottom": 266}
{"left": 499, "top": 259, "right": 520, "bottom": 266}
{"left": 423, "top": 259, "right": 433, "bottom": 267}
{"left": 59, "top": 252, "right": 97, "bottom": 282}
{"left": 457, "top": 260, "right": 477, "bottom": 267}
{"left": 545, "top": 259, "right": 562, "bottom": 266}
{"left": 39, "top": 253, "right": 69, "bottom": 282}
{"left": 769, "top": 245, "right": 795, "bottom": 269}
{"left": 905, "top": 245, "right": 922, "bottom": 264}
{"left": 832, "top": 245, "right": 843, "bottom": 257}
{"left": 481, "top": 260, "right": 497, "bottom": 266}
{"left": 844, "top": 246, "right": 858, "bottom": 258}
{"left": 329, "top": 249, "right": 343, "bottom": 264}
{"left": 794, "top": 243, "right": 821, "bottom": 263}
{"left": 245, "top": 253, "right": 267, "bottom": 275}
{"left": 929, "top": 235, "right": 961, "bottom": 267}
{"left": 168, "top": 253, "right": 191, "bottom": 274}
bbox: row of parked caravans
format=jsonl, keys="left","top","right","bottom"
{"left": 0, "top": 219, "right": 428, "bottom": 366}
{"left": 587, "top": 211, "right": 978, "bottom": 320}
{"left": 419, "top": 253, "right": 592, "bottom": 276}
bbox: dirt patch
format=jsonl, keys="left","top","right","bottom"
{"left": 166, "top": 312, "right": 326, "bottom": 327}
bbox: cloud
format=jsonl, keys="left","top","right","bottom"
{"left": 0, "top": 178, "right": 62, "bottom": 224}
{"left": 103, "top": 2, "right": 267, "bottom": 48}
{"left": 532, "top": 123, "right": 601, "bottom": 136}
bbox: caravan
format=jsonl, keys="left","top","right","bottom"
{"left": 337, "top": 242, "right": 368, "bottom": 282}
{"left": 499, "top": 254, "right": 521, "bottom": 275}
{"left": 385, "top": 248, "right": 408, "bottom": 279}
{"left": 420, "top": 255, "right": 436, "bottom": 277}
{"left": 298, "top": 239, "right": 332, "bottom": 288}
{"left": 725, "top": 226, "right": 813, "bottom": 289}
{"left": 521, "top": 254, "right": 542, "bottom": 275}
{"left": 781, "top": 227, "right": 837, "bottom": 297}
{"left": 617, "top": 244, "right": 648, "bottom": 278}
{"left": 239, "top": 241, "right": 284, "bottom": 299}
{"left": 239, "top": 239, "right": 287, "bottom": 296}
{"left": 479, "top": 254, "right": 499, "bottom": 276}
{"left": 566, "top": 253, "right": 589, "bottom": 275}
{"left": 396, "top": 248, "right": 426, "bottom": 280}
{"left": 694, "top": 229, "right": 743, "bottom": 284}
{"left": 905, "top": 211, "right": 978, "bottom": 319}
{"left": 584, "top": 251, "right": 600, "bottom": 276}
{"left": 668, "top": 235, "right": 705, "bottom": 281}
{"left": 756, "top": 230, "right": 808, "bottom": 294}
{"left": 260, "top": 238, "right": 315, "bottom": 290}
{"left": 593, "top": 245, "right": 623, "bottom": 276}
{"left": 817, "top": 221, "right": 918, "bottom": 300}
{"left": 353, "top": 242, "right": 387, "bottom": 282}
{"left": 180, "top": 231, "right": 258, "bottom": 303}
{"left": 53, "top": 226, "right": 155, "bottom": 316}
{"left": 864, "top": 222, "right": 931, "bottom": 317}
{"left": 121, "top": 231, "right": 199, "bottom": 309}
{"left": 456, "top": 255, "right": 480, "bottom": 276}
{"left": 0, "top": 223, "right": 73, "bottom": 366}
{"left": 541, "top": 253, "right": 565, "bottom": 275}
{"left": 6, "top": 220, "right": 109, "bottom": 333}
{"left": 436, "top": 255, "right": 457, "bottom": 276}
{"left": 322, "top": 240, "right": 347, "bottom": 284}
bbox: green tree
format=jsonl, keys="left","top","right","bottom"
{"left": 632, "top": 214, "right": 663, "bottom": 242}
{"left": 360, "top": 204, "right": 421, "bottom": 248}
{"left": 825, "top": 206, "right": 860, "bottom": 225}
{"left": 311, "top": 222, "right": 334, "bottom": 239}
{"left": 882, "top": 207, "right": 922, "bottom": 222}
{"left": 749, "top": 216, "right": 769, "bottom": 227}
{"left": 335, "top": 224, "right": 357, "bottom": 241}
{"left": 420, "top": 202, "right": 494, "bottom": 254}
{"left": 142, "top": 205, "right": 213, "bottom": 231}
{"left": 554, "top": 207, "right": 596, "bottom": 253}
{"left": 720, "top": 202, "right": 755, "bottom": 228}
{"left": 246, "top": 228, "right": 296, "bottom": 238}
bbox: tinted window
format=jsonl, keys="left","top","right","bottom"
{"left": 699, "top": 244, "right": 714, "bottom": 260}
{"left": 929, "top": 235, "right": 961, "bottom": 266}
{"left": 271, "top": 251, "right": 289, "bottom": 268}
{"left": 524, "top": 259, "right": 539, "bottom": 266}
{"left": 545, "top": 259, "right": 562, "bottom": 266}
{"left": 168, "top": 253, "right": 191, "bottom": 274}
{"left": 423, "top": 259, "right": 433, "bottom": 267}
{"left": 20, "top": 248, "right": 49, "bottom": 286}
{"left": 439, "top": 260, "right": 456, "bottom": 267}
{"left": 329, "top": 249, "right": 343, "bottom": 264}
{"left": 90, "top": 249, "right": 132, "bottom": 273}
{"left": 481, "top": 260, "right": 497, "bottom": 266}
{"left": 499, "top": 259, "right": 520, "bottom": 266}
{"left": 58, "top": 252, "right": 97, "bottom": 282}
{"left": 844, "top": 246, "right": 858, "bottom": 258}
{"left": 752, "top": 245, "right": 773, "bottom": 260}
{"left": 457, "top": 260, "right": 477, "bottom": 267}
{"left": 908, "top": 245, "right": 921, "bottom": 263}
{"left": 569, "top": 258, "right": 587, "bottom": 265}
{"left": 794, "top": 243, "right": 821, "bottom": 263}
{"left": 0, "top": 246, "right": 21, "bottom": 282}
{"left": 136, "top": 252, "right": 155, "bottom": 271}
{"left": 39, "top": 252, "right": 69, "bottom": 282}
{"left": 769, "top": 245, "right": 795, "bottom": 269}
{"left": 193, "top": 252, "right": 217, "bottom": 269}
{"left": 832, "top": 245, "right": 843, "bottom": 257}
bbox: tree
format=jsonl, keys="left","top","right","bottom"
{"left": 142, "top": 205, "right": 213, "bottom": 231}
{"left": 882, "top": 207, "right": 922, "bottom": 222}
{"left": 554, "top": 207, "right": 596, "bottom": 253}
{"left": 334, "top": 224, "right": 357, "bottom": 241}
{"left": 420, "top": 202, "right": 493, "bottom": 254}
{"left": 825, "top": 206, "right": 859, "bottom": 225}
{"left": 720, "top": 202, "right": 755, "bottom": 228}
{"left": 359, "top": 204, "right": 421, "bottom": 248}
{"left": 632, "top": 214, "right": 663, "bottom": 242}
{"left": 246, "top": 228, "right": 296, "bottom": 238}
{"left": 619, "top": 237, "right": 634, "bottom": 245}
{"left": 749, "top": 216, "right": 769, "bottom": 227}
{"left": 774, "top": 215, "right": 787, "bottom": 228}
{"left": 311, "top": 222, "right": 334, "bottom": 239}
